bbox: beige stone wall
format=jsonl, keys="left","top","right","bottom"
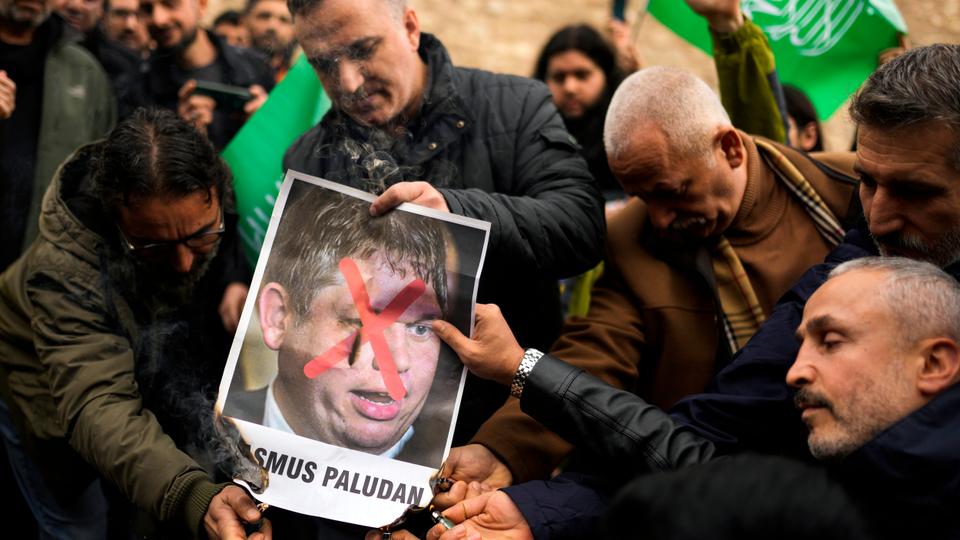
{"left": 206, "top": 0, "right": 960, "bottom": 150}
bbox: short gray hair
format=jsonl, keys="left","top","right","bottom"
{"left": 828, "top": 256, "right": 960, "bottom": 347}
{"left": 603, "top": 66, "right": 731, "bottom": 162}
{"left": 287, "top": 0, "right": 405, "bottom": 19}
{"left": 849, "top": 44, "right": 960, "bottom": 169}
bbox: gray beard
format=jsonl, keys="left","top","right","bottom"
{"left": 869, "top": 223, "right": 960, "bottom": 268}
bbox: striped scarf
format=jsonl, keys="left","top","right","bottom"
{"left": 713, "top": 139, "right": 845, "bottom": 352}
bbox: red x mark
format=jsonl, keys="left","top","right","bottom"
{"left": 302, "top": 257, "right": 427, "bottom": 401}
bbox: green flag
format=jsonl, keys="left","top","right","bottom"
{"left": 647, "top": 0, "right": 907, "bottom": 117}
{"left": 223, "top": 55, "right": 331, "bottom": 265}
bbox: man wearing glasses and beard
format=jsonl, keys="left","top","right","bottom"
{"left": 0, "top": 108, "right": 268, "bottom": 539}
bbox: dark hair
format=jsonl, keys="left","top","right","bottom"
{"left": 263, "top": 184, "right": 450, "bottom": 321}
{"left": 783, "top": 84, "right": 823, "bottom": 152}
{"left": 603, "top": 455, "right": 873, "bottom": 540}
{"left": 286, "top": 0, "right": 403, "bottom": 18}
{"left": 213, "top": 9, "right": 244, "bottom": 26}
{"left": 94, "top": 108, "right": 231, "bottom": 212}
{"left": 850, "top": 44, "right": 960, "bottom": 167}
{"left": 533, "top": 24, "right": 623, "bottom": 92}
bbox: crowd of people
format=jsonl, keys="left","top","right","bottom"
{"left": 1, "top": 0, "right": 958, "bottom": 538}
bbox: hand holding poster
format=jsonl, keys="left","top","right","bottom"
{"left": 215, "top": 172, "right": 490, "bottom": 527}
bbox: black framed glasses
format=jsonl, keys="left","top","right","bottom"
{"left": 117, "top": 207, "right": 225, "bottom": 261}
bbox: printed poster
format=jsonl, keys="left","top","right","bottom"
{"left": 215, "top": 171, "right": 490, "bottom": 527}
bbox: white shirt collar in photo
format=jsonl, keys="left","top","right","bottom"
{"left": 263, "top": 381, "right": 414, "bottom": 459}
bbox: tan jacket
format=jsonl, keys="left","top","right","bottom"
{"left": 471, "top": 135, "right": 858, "bottom": 482}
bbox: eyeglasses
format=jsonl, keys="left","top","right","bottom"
{"left": 117, "top": 207, "right": 225, "bottom": 261}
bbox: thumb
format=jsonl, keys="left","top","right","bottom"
{"left": 432, "top": 319, "right": 471, "bottom": 356}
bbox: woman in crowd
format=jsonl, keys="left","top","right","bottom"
{"left": 534, "top": 23, "right": 639, "bottom": 201}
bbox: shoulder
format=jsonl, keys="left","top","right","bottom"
{"left": 283, "top": 121, "right": 329, "bottom": 173}
{"left": 452, "top": 66, "right": 551, "bottom": 111}
{"left": 606, "top": 198, "right": 647, "bottom": 252}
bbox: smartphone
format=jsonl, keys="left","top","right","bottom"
{"left": 193, "top": 80, "right": 253, "bottom": 110}
{"left": 612, "top": 0, "right": 627, "bottom": 21}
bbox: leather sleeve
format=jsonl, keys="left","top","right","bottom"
{"left": 518, "top": 354, "right": 716, "bottom": 479}
{"left": 470, "top": 262, "right": 648, "bottom": 482}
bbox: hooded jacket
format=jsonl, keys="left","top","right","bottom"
{"left": 0, "top": 143, "right": 248, "bottom": 537}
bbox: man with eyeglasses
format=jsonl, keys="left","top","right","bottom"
{"left": 0, "top": 108, "right": 266, "bottom": 539}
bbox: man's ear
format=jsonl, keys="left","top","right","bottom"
{"left": 798, "top": 122, "right": 820, "bottom": 152}
{"left": 916, "top": 337, "right": 960, "bottom": 396}
{"left": 259, "top": 282, "right": 292, "bottom": 351}
{"left": 403, "top": 7, "right": 420, "bottom": 50}
{"left": 718, "top": 127, "right": 745, "bottom": 169}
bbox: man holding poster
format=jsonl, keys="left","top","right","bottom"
{"left": 219, "top": 174, "right": 488, "bottom": 528}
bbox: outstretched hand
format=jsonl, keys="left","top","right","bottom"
{"left": 684, "top": 0, "right": 744, "bottom": 33}
{"left": 432, "top": 304, "right": 525, "bottom": 386}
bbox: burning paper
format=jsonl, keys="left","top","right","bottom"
{"left": 215, "top": 171, "right": 489, "bottom": 527}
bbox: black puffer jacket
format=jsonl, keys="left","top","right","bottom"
{"left": 283, "top": 33, "right": 605, "bottom": 441}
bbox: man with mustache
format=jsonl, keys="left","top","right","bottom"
{"left": 422, "top": 43, "right": 960, "bottom": 539}
{"left": 457, "top": 19, "right": 859, "bottom": 489}
{"left": 137, "top": 0, "right": 273, "bottom": 149}
{"left": 427, "top": 257, "right": 960, "bottom": 539}
{"left": 281, "top": 0, "right": 606, "bottom": 469}
{"left": 243, "top": 0, "right": 294, "bottom": 82}
{"left": 0, "top": 109, "right": 265, "bottom": 539}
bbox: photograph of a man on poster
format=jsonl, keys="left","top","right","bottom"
{"left": 223, "top": 177, "right": 486, "bottom": 470}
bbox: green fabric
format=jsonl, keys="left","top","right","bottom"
{"left": 713, "top": 19, "right": 785, "bottom": 143}
{"left": 22, "top": 29, "right": 116, "bottom": 253}
{"left": 223, "top": 55, "right": 331, "bottom": 265}
{"left": 648, "top": 0, "right": 907, "bottom": 117}
{"left": 165, "top": 471, "right": 229, "bottom": 539}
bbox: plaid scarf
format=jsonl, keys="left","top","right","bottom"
{"left": 713, "top": 139, "right": 845, "bottom": 352}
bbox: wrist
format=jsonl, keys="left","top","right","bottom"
{"left": 707, "top": 11, "right": 744, "bottom": 34}
{"left": 510, "top": 349, "right": 544, "bottom": 399}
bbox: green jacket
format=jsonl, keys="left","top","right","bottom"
{"left": 0, "top": 144, "right": 223, "bottom": 538}
{"left": 20, "top": 15, "right": 116, "bottom": 254}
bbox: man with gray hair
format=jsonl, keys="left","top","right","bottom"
{"left": 423, "top": 43, "right": 960, "bottom": 538}
{"left": 460, "top": 57, "right": 858, "bottom": 487}
{"left": 428, "top": 256, "right": 960, "bottom": 538}
{"left": 280, "top": 0, "right": 605, "bottom": 472}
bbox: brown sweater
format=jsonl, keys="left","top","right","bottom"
{"left": 470, "top": 135, "right": 858, "bottom": 482}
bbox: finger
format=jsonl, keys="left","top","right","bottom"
{"left": 251, "top": 517, "right": 273, "bottom": 540}
{"left": 464, "top": 481, "right": 486, "bottom": 500}
{"left": 439, "top": 525, "right": 479, "bottom": 540}
{"left": 178, "top": 78, "right": 198, "bottom": 100}
{"left": 370, "top": 183, "right": 419, "bottom": 216}
{"left": 223, "top": 486, "right": 262, "bottom": 523}
{"left": 432, "top": 480, "right": 468, "bottom": 510}
{"left": 443, "top": 491, "right": 493, "bottom": 524}
{"left": 431, "top": 320, "right": 472, "bottom": 357}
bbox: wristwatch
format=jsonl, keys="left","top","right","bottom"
{"left": 510, "top": 348, "right": 544, "bottom": 399}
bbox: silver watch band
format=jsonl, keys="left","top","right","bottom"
{"left": 510, "top": 348, "right": 544, "bottom": 399}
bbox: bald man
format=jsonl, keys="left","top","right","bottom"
{"left": 457, "top": 65, "right": 860, "bottom": 486}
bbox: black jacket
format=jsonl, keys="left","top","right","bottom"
{"left": 143, "top": 30, "right": 274, "bottom": 148}
{"left": 283, "top": 33, "right": 605, "bottom": 442}
{"left": 503, "top": 226, "right": 960, "bottom": 539}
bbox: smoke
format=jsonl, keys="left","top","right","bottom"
{"left": 97, "top": 242, "right": 267, "bottom": 488}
